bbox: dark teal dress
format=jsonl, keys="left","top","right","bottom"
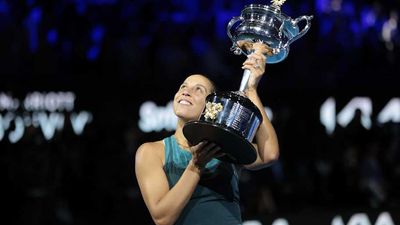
{"left": 163, "top": 135, "right": 242, "bottom": 225}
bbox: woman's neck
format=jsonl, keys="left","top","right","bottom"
{"left": 174, "top": 119, "right": 191, "bottom": 149}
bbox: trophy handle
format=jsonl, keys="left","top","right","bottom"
{"left": 286, "top": 15, "right": 313, "bottom": 47}
{"left": 227, "top": 16, "right": 244, "bottom": 55}
{"left": 227, "top": 16, "right": 243, "bottom": 40}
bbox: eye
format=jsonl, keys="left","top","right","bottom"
{"left": 196, "top": 86, "right": 205, "bottom": 93}
{"left": 180, "top": 84, "right": 186, "bottom": 89}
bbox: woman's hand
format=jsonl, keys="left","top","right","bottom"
{"left": 188, "top": 141, "right": 222, "bottom": 173}
{"left": 238, "top": 41, "right": 269, "bottom": 91}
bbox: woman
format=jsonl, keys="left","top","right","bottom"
{"left": 135, "top": 43, "right": 279, "bottom": 225}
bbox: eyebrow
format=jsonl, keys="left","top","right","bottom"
{"left": 181, "top": 82, "right": 205, "bottom": 88}
{"left": 181, "top": 83, "right": 209, "bottom": 92}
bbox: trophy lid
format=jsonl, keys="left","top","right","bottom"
{"left": 244, "top": 0, "right": 287, "bottom": 11}
{"left": 242, "top": 4, "right": 281, "bottom": 13}
{"left": 241, "top": 3, "right": 290, "bottom": 20}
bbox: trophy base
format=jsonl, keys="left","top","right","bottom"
{"left": 183, "top": 121, "right": 257, "bottom": 164}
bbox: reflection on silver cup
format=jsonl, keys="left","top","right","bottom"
{"left": 227, "top": 1, "right": 313, "bottom": 63}
{"left": 183, "top": 91, "right": 262, "bottom": 164}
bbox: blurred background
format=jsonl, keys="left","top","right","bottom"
{"left": 1, "top": 0, "right": 400, "bottom": 224}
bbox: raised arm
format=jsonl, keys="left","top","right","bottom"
{"left": 240, "top": 42, "right": 280, "bottom": 170}
{"left": 246, "top": 88, "right": 280, "bottom": 169}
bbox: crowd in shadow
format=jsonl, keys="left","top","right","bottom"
{"left": 239, "top": 108, "right": 400, "bottom": 222}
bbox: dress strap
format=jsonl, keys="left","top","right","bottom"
{"left": 163, "top": 136, "right": 173, "bottom": 166}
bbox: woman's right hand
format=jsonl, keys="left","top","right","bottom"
{"left": 188, "top": 141, "right": 223, "bottom": 173}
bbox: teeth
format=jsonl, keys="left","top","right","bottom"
{"left": 179, "top": 100, "right": 191, "bottom": 105}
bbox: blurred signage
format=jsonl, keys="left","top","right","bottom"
{"left": 243, "top": 211, "right": 396, "bottom": 225}
{"left": 138, "top": 97, "right": 400, "bottom": 133}
{"left": 0, "top": 92, "right": 93, "bottom": 143}
{"left": 138, "top": 101, "right": 177, "bottom": 132}
{"left": 321, "top": 97, "right": 400, "bottom": 134}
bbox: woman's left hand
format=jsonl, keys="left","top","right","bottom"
{"left": 240, "top": 42, "right": 269, "bottom": 91}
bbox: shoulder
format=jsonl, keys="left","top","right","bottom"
{"left": 135, "top": 140, "right": 165, "bottom": 166}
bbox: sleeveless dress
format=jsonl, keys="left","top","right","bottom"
{"left": 163, "top": 135, "right": 242, "bottom": 225}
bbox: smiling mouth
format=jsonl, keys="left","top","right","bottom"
{"left": 178, "top": 99, "right": 192, "bottom": 105}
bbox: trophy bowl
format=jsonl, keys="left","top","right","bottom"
{"left": 227, "top": 3, "right": 313, "bottom": 63}
{"left": 183, "top": 91, "right": 262, "bottom": 164}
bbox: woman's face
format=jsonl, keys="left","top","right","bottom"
{"left": 173, "top": 74, "right": 214, "bottom": 121}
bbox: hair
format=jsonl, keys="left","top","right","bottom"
{"left": 204, "top": 75, "right": 217, "bottom": 93}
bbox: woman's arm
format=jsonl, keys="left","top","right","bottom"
{"left": 246, "top": 89, "right": 280, "bottom": 170}
{"left": 239, "top": 42, "right": 280, "bottom": 170}
{"left": 135, "top": 141, "right": 220, "bottom": 225}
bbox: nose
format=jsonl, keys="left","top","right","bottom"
{"left": 182, "top": 88, "right": 191, "bottom": 96}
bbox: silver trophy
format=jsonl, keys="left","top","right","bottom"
{"left": 183, "top": 0, "right": 313, "bottom": 164}
{"left": 228, "top": 0, "right": 313, "bottom": 64}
